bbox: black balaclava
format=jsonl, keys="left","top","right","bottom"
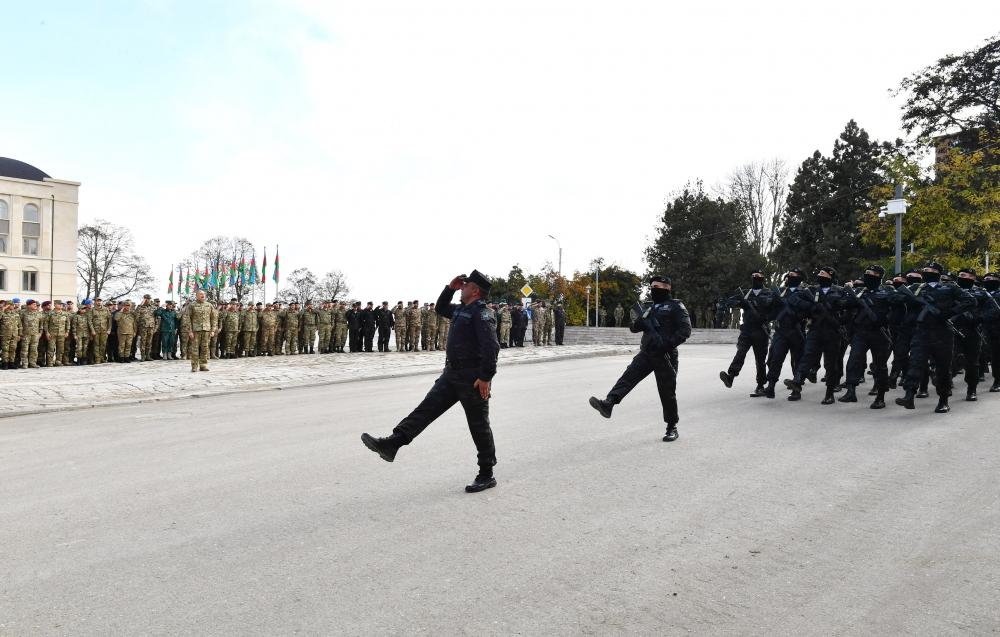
{"left": 864, "top": 274, "right": 881, "bottom": 290}
{"left": 751, "top": 274, "right": 764, "bottom": 290}
{"left": 651, "top": 288, "right": 671, "bottom": 303}
{"left": 984, "top": 279, "right": 1000, "bottom": 292}
{"left": 817, "top": 274, "right": 832, "bottom": 288}
{"left": 956, "top": 277, "right": 974, "bottom": 289}
{"left": 786, "top": 272, "right": 802, "bottom": 287}
{"left": 923, "top": 271, "right": 941, "bottom": 284}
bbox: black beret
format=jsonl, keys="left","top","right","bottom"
{"left": 464, "top": 269, "right": 492, "bottom": 294}
{"left": 649, "top": 275, "right": 671, "bottom": 285}
{"left": 958, "top": 267, "right": 976, "bottom": 277}
{"left": 924, "top": 261, "right": 945, "bottom": 273}
{"left": 788, "top": 268, "right": 805, "bottom": 277}
{"left": 818, "top": 266, "right": 836, "bottom": 278}
{"left": 866, "top": 265, "right": 885, "bottom": 276}
{"left": 984, "top": 272, "right": 999, "bottom": 279}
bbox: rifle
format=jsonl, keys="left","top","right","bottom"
{"left": 811, "top": 289, "right": 849, "bottom": 342}
{"left": 737, "top": 287, "right": 772, "bottom": 342}
{"left": 896, "top": 284, "right": 965, "bottom": 338}
{"left": 852, "top": 288, "right": 893, "bottom": 345}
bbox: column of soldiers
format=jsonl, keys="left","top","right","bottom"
{"left": 718, "top": 262, "right": 1000, "bottom": 414}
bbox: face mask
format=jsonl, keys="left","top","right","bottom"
{"left": 956, "top": 278, "right": 974, "bottom": 289}
{"left": 922, "top": 271, "right": 941, "bottom": 284}
{"left": 906, "top": 277, "right": 922, "bottom": 286}
{"left": 892, "top": 280, "right": 905, "bottom": 289}
{"left": 817, "top": 276, "right": 832, "bottom": 287}
{"left": 786, "top": 276, "right": 801, "bottom": 287}
{"left": 751, "top": 277, "right": 764, "bottom": 290}
{"left": 984, "top": 280, "right": 1000, "bottom": 292}
{"left": 651, "top": 288, "right": 671, "bottom": 303}
{"left": 864, "top": 275, "right": 881, "bottom": 290}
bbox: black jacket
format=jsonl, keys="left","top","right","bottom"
{"left": 436, "top": 287, "right": 500, "bottom": 381}
{"left": 631, "top": 299, "right": 692, "bottom": 354}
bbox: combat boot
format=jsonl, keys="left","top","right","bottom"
{"left": 588, "top": 396, "right": 613, "bottom": 419}
{"left": 821, "top": 388, "right": 835, "bottom": 405}
{"left": 749, "top": 385, "right": 766, "bottom": 397}
{"left": 965, "top": 386, "right": 977, "bottom": 402}
{"left": 806, "top": 369, "right": 817, "bottom": 384}
{"left": 763, "top": 382, "right": 776, "bottom": 399}
{"left": 662, "top": 424, "right": 678, "bottom": 442}
{"left": 465, "top": 471, "right": 497, "bottom": 493}
{"left": 361, "top": 432, "right": 401, "bottom": 462}
{"left": 990, "top": 381, "right": 1000, "bottom": 393}
{"left": 934, "top": 396, "right": 950, "bottom": 413}
{"left": 719, "top": 371, "right": 733, "bottom": 388}
{"left": 783, "top": 378, "right": 802, "bottom": 398}
{"left": 870, "top": 392, "right": 886, "bottom": 409}
{"left": 888, "top": 373, "right": 899, "bottom": 389}
{"left": 895, "top": 389, "right": 915, "bottom": 409}
{"left": 838, "top": 385, "right": 858, "bottom": 403}
{"left": 868, "top": 386, "right": 878, "bottom": 396}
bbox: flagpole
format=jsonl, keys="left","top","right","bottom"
{"left": 263, "top": 246, "right": 267, "bottom": 306}
{"left": 170, "top": 264, "right": 174, "bottom": 302}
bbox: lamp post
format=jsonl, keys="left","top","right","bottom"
{"left": 585, "top": 285, "right": 591, "bottom": 327}
{"left": 547, "top": 234, "right": 563, "bottom": 300}
{"left": 879, "top": 185, "right": 907, "bottom": 274}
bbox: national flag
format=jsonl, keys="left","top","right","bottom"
{"left": 167, "top": 266, "right": 174, "bottom": 295}
{"left": 184, "top": 268, "right": 190, "bottom": 294}
{"left": 249, "top": 253, "right": 257, "bottom": 285}
{"left": 273, "top": 246, "right": 279, "bottom": 284}
{"left": 239, "top": 255, "right": 246, "bottom": 286}
{"left": 262, "top": 247, "right": 268, "bottom": 281}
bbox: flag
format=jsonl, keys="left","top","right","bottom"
{"left": 167, "top": 266, "right": 174, "bottom": 295}
{"left": 229, "top": 258, "right": 237, "bottom": 286}
{"left": 249, "top": 253, "right": 257, "bottom": 285}
{"left": 184, "top": 268, "right": 190, "bottom": 294}
{"left": 273, "top": 246, "right": 279, "bottom": 284}
{"left": 239, "top": 255, "right": 246, "bottom": 286}
{"left": 262, "top": 247, "right": 268, "bottom": 281}
{"left": 210, "top": 260, "right": 218, "bottom": 289}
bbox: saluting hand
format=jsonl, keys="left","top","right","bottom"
{"left": 474, "top": 379, "right": 491, "bottom": 400}
{"left": 448, "top": 274, "right": 467, "bottom": 291}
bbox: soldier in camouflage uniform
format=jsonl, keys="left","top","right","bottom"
{"left": 211, "top": 302, "right": 225, "bottom": 359}
{"left": 20, "top": 300, "right": 43, "bottom": 369}
{"left": 241, "top": 302, "right": 258, "bottom": 356}
{"left": 222, "top": 300, "right": 241, "bottom": 358}
{"left": 437, "top": 312, "right": 451, "bottom": 350}
{"left": 318, "top": 301, "right": 333, "bottom": 353}
{"left": 90, "top": 298, "right": 112, "bottom": 363}
{"left": 136, "top": 294, "right": 157, "bottom": 361}
{"left": 301, "top": 300, "right": 319, "bottom": 354}
{"left": 333, "top": 301, "right": 348, "bottom": 353}
{"left": 179, "top": 302, "right": 192, "bottom": 359}
{"left": 259, "top": 304, "right": 277, "bottom": 355}
{"left": 420, "top": 303, "right": 430, "bottom": 350}
{"left": 72, "top": 301, "right": 93, "bottom": 364}
{"left": 1, "top": 301, "right": 22, "bottom": 368}
{"left": 425, "top": 302, "right": 439, "bottom": 350}
{"left": 545, "top": 302, "right": 554, "bottom": 346}
{"left": 114, "top": 302, "right": 137, "bottom": 363}
{"left": 614, "top": 304, "right": 624, "bottom": 327}
{"left": 45, "top": 300, "right": 71, "bottom": 366}
{"left": 407, "top": 300, "right": 421, "bottom": 352}
{"left": 285, "top": 302, "right": 301, "bottom": 354}
{"left": 392, "top": 301, "right": 407, "bottom": 352}
{"left": 273, "top": 302, "right": 286, "bottom": 355}
{"left": 183, "top": 290, "right": 218, "bottom": 372}
{"left": 498, "top": 302, "right": 512, "bottom": 349}
{"left": 530, "top": 302, "right": 542, "bottom": 346}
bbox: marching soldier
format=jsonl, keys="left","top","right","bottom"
{"left": 981, "top": 272, "right": 1000, "bottom": 392}
{"left": 762, "top": 269, "right": 812, "bottom": 398}
{"left": 838, "top": 265, "right": 894, "bottom": 408}
{"left": 720, "top": 269, "right": 775, "bottom": 396}
{"left": 783, "top": 267, "right": 850, "bottom": 404}
{"left": 953, "top": 268, "right": 989, "bottom": 401}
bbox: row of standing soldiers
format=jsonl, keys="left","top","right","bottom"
{"left": 718, "top": 263, "right": 999, "bottom": 413}
{"left": 486, "top": 300, "right": 568, "bottom": 348}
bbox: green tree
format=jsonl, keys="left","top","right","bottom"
{"left": 644, "top": 182, "right": 764, "bottom": 319}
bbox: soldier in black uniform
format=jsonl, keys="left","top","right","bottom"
{"left": 514, "top": 302, "right": 528, "bottom": 347}
{"left": 362, "top": 270, "right": 501, "bottom": 493}
{"left": 893, "top": 262, "right": 976, "bottom": 413}
{"left": 588, "top": 275, "right": 692, "bottom": 442}
{"left": 839, "top": 265, "right": 894, "bottom": 408}
{"left": 763, "top": 269, "right": 812, "bottom": 398}
{"left": 719, "top": 268, "right": 775, "bottom": 396}
{"left": 346, "top": 302, "right": 362, "bottom": 352}
{"left": 375, "top": 301, "right": 394, "bottom": 352}
{"left": 361, "top": 301, "right": 376, "bottom": 352}
{"left": 554, "top": 302, "right": 567, "bottom": 345}
{"left": 953, "top": 268, "right": 989, "bottom": 400}
{"left": 981, "top": 272, "right": 1000, "bottom": 392}
{"left": 784, "top": 267, "right": 849, "bottom": 404}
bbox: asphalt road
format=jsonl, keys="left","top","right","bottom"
{"left": 2, "top": 345, "right": 998, "bottom": 636}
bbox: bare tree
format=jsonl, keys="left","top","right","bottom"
{"left": 276, "top": 268, "right": 318, "bottom": 303}
{"left": 723, "top": 159, "right": 788, "bottom": 259}
{"left": 181, "top": 236, "right": 262, "bottom": 304}
{"left": 316, "top": 270, "right": 350, "bottom": 301}
{"left": 77, "top": 219, "right": 155, "bottom": 301}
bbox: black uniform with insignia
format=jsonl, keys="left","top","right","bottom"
{"left": 952, "top": 268, "right": 989, "bottom": 399}
{"left": 721, "top": 270, "right": 775, "bottom": 395}
{"left": 786, "top": 267, "right": 850, "bottom": 403}
{"left": 981, "top": 272, "right": 1000, "bottom": 392}
{"left": 764, "top": 269, "right": 813, "bottom": 397}
{"left": 840, "top": 266, "right": 894, "bottom": 407}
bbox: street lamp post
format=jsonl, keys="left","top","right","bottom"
{"left": 879, "top": 184, "right": 907, "bottom": 274}
{"left": 585, "top": 285, "right": 591, "bottom": 327}
{"left": 594, "top": 267, "right": 600, "bottom": 328}
{"left": 546, "top": 234, "right": 562, "bottom": 279}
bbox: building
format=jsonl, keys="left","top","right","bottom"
{"left": 0, "top": 157, "right": 79, "bottom": 302}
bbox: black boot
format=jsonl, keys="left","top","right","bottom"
{"left": 749, "top": 385, "right": 766, "bottom": 397}
{"left": 934, "top": 396, "right": 950, "bottom": 413}
{"left": 838, "top": 385, "right": 858, "bottom": 403}
{"left": 806, "top": 369, "right": 817, "bottom": 384}
{"left": 895, "top": 389, "right": 916, "bottom": 409}
{"left": 870, "top": 392, "right": 886, "bottom": 409}
{"left": 821, "top": 388, "right": 835, "bottom": 405}
{"left": 868, "top": 386, "right": 879, "bottom": 396}
{"left": 719, "top": 371, "right": 733, "bottom": 388}
{"left": 465, "top": 471, "right": 497, "bottom": 493}
{"left": 662, "top": 423, "right": 678, "bottom": 442}
{"left": 360, "top": 433, "right": 401, "bottom": 462}
{"left": 965, "top": 387, "right": 977, "bottom": 401}
{"left": 991, "top": 381, "right": 1000, "bottom": 393}
{"left": 763, "top": 382, "right": 776, "bottom": 399}
{"left": 588, "top": 396, "right": 613, "bottom": 419}
{"left": 888, "top": 373, "right": 898, "bottom": 389}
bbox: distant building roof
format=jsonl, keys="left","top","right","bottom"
{"left": 0, "top": 157, "right": 51, "bottom": 181}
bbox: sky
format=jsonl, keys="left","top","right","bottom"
{"left": 3, "top": 1, "right": 998, "bottom": 301}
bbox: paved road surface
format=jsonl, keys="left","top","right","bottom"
{"left": 2, "top": 345, "right": 998, "bottom": 635}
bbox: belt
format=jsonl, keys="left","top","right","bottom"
{"left": 445, "top": 358, "right": 479, "bottom": 370}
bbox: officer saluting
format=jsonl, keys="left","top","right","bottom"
{"left": 361, "top": 270, "right": 501, "bottom": 492}
{"left": 589, "top": 275, "right": 692, "bottom": 441}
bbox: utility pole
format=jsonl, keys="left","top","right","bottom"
{"left": 879, "top": 185, "right": 907, "bottom": 274}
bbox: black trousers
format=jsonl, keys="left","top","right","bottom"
{"left": 377, "top": 326, "right": 391, "bottom": 351}
{"left": 606, "top": 349, "right": 679, "bottom": 424}
{"left": 766, "top": 328, "right": 803, "bottom": 385}
{"left": 904, "top": 326, "right": 954, "bottom": 397}
{"left": 793, "top": 327, "right": 843, "bottom": 388}
{"left": 555, "top": 323, "right": 565, "bottom": 345}
{"left": 349, "top": 328, "right": 361, "bottom": 352}
{"left": 393, "top": 369, "right": 496, "bottom": 469}
{"left": 728, "top": 327, "right": 768, "bottom": 386}
{"left": 955, "top": 330, "right": 981, "bottom": 391}
{"left": 986, "top": 324, "right": 1000, "bottom": 383}
{"left": 889, "top": 325, "right": 914, "bottom": 379}
{"left": 846, "top": 328, "right": 890, "bottom": 390}
{"left": 363, "top": 328, "right": 376, "bottom": 352}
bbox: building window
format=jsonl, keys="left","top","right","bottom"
{"left": 22, "top": 270, "right": 38, "bottom": 292}
{"left": 0, "top": 269, "right": 6, "bottom": 290}
{"left": 22, "top": 203, "right": 40, "bottom": 255}
{"left": 0, "top": 199, "right": 8, "bottom": 254}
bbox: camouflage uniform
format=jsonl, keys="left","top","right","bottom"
{"left": 437, "top": 314, "right": 451, "bottom": 350}
{"left": 301, "top": 305, "right": 319, "bottom": 354}
{"left": 407, "top": 302, "right": 421, "bottom": 352}
{"left": 544, "top": 305, "right": 554, "bottom": 345}
{"left": 222, "top": 304, "right": 241, "bottom": 356}
{"left": 531, "top": 302, "right": 543, "bottom": 346}
{"left": 392, "top": 303, "right": 408, "bottom": 351}
{"left": 211, "top": 305, "right": 225, "bottom": 359}
{"left": 420, "top": 304, "right": 430, "bottom": 350}
{"left": 136, "top": 298, "right": 157, "bottom": 361}
{"left": 259, "top": 307, "right": 277, "bottom": 355}
{"left": 317, "top": 302, "right": 333, "bottom": 353}
{"left": 90, "top": 304, "right": 112, "bottom": 363}
{"left": 499, "top": 304, "right": 512, "bottom": 346}
{"left": 179, "top": 305, "right": 192, "bottom": 359}
{"left": 114, "top": 306, "right": 137, "bottom": 361}
{"left": 285, "top": 304, "right": 301, "bottom": 354}
{"left": 333, "top": 302, "right": 349, "bottom": 352}
{"left": 45, "top": 306, "right": 71, "bottom": 366}
{"left": 20, "top": 306, "right": 43, "bottom": 368}
{"left": 183, "top": 298, "right": 218, "bottom": 371}
{"left": 72, "top": 308, "right": 92, "bottom": 364}
{"left": 1, "top": 305, "right": 22, "bottom": 367}
{"left": 241, "top": 305, "right": 258, "bottom": 356}
{"left": 614, "top": 305, "right": 624, "bottom": 327}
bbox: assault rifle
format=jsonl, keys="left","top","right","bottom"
{"left": 811, "top": 289, "right": 849, "bottom": 342}
{"left": 852, "top": 288, "right": 893, "bottom": 345}
{"left": 896, "top": 284, "right": 965, "bottom": 338}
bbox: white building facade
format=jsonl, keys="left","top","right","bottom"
{"left": 0, "top": 158, "right": 79, "bottom": 302}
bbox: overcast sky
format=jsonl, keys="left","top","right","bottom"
{"left": 4, "top": 1, "right": 998, "bottom": 301}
